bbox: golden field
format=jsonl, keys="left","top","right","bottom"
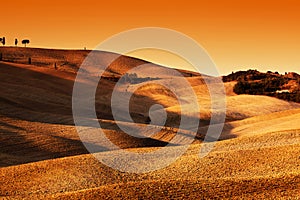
{"left": 0, "top": 47, "right": 299, "bottom": 199}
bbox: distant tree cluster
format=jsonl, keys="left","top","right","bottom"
{"left": 233, "top": 78, "right": 285, "bottom": 95}
{"left": 120, "top": 73, "right": 159, "bottom": 84}
{"left": 223, "top": 69, "right": 281, "bottom": 82}
{"left": 225, "top": 69, "right": 300, "bottom": 103}
{"left": 274, "top": 92, "right": 300, "bottom": 103}
{"left": 120, "top": 73, "right": 138, "bottom": 83}
{"left": 0, "top": 37, "right": 30, "bottom": 47}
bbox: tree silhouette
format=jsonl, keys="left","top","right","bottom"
{"left": 1, "top": 37, "right": 5, "bottom": 46}
{"left": 15, "top": 38, "right": 18, "bottom": 46}
{"left": 22, "top": 39, "right": 30, "bottom": 47}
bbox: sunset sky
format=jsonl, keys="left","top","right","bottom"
{"left": 1, "top": 0, "right": 300, "bottom": 75}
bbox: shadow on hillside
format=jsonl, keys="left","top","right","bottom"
{"left": 0, "top": 126, "right": 103, "bottom": 168}
{"left": 0, "top": 63, "right": 186, "bottom": 166}
{"left": 0, "top": 62, "right": 238, "bottom": 167}
{"left": 0, "top": 62, "right": 75, "bottom": 125}
{"left": 195, "top": 122, "right": 237, "bottom": 143}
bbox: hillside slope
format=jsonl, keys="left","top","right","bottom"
{"left": 1, "top": 128, "right": 299, "bottom": 199}
{"left": 0, "top": 47, "right": 300, "bottom": 199}
{"left": 1, "top": 60, "right": 299, "bottom": 166}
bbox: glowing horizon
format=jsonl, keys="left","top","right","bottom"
{"left": 1, "top": 0, "right": 300, "bottom": 75}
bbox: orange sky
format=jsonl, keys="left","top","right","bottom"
{"left": 1, "top": 0, "right": 300, "bottom": 75}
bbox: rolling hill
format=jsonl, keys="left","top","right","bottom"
{"left": 0, "top": 47, "right": 299, "bottom": 199}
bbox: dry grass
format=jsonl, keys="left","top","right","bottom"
{"left": 1, "top": 129, "right": 299, "bottom": 199}
{"left": 0, "top": 47, "right": 300, "bottom": 199}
